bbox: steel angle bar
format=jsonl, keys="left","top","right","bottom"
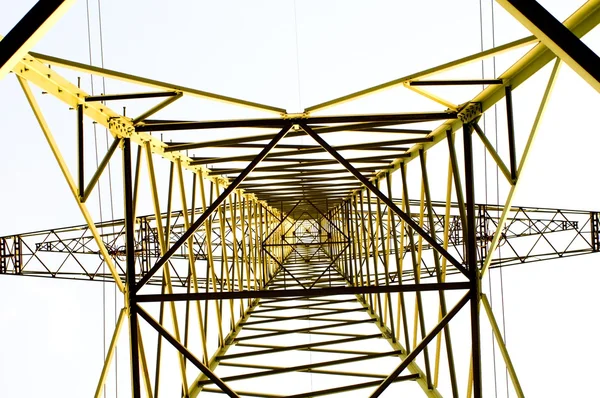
{"left": 0, "top": 0, "right": 75, "bottom": 80}
{"left": 472, "top": 123, "right": 513, "bottom": 184}
{"left": 136, "top": 306, "right": 240, "bottom": 398}
{"left": 299, "top": 123, "right": 468, "bottom": 277}
{"left": 123, "top": 138, "right": 141, "bottom": 398}
{"left": 214, "top": 333, "right": 376, "bottom": 362}
{"left": 85, "top": 91, "right": 178, "bottom": 102}
{"left": 77, "top": 104, "right": 84, "bottom": 199}
{"left": 409, "top": 79, "right": 503, "bottom": 86}
{"left": 28, "top": 51, "right": 285, "bottom": 113}
{"left": 498, "top": 0, "right": 600, "bottom": 93}
{"left": 132, "top": 92, "right": 183, "bottom": 124}
{"left": 135, "top": 124, "right": 291, "bottom": 291}
{"left": 463, "top": 123, "right": 482, "bottom": 397}
{"left": 306, "top": 35, "right": 537, "bottom": 112}
{"left": 94, "top": 308, "right": 126, "bottom": 398}
{"left": 137, "top": 111, "right": 456, "bottom": 132}
{"left": 480, "top": 59, "right": 562, "bottom": 279}
{"left": 136, "top": 282, "right": 470, "bottom": 302}
{"left": 261, "top": 200, "right": 300, "bottom": 245}
{"left": 370, "top": 292, "right": 471, "bottom": 397}
{"left": 263, "top": 249, "right": 307, "bottom": 288}
{"left": 17, "top": 76, "right": 126, "bottom": 292}
{"left": 308, "top": 244, "right": 349, "bottom": 289}
{"left": 307, "top": 199, "right": 350, "bottom": 240}
{"left": 419, "top": 149, "right": 459, "bottom": 397}
{"left": 81, "top": 137, "right": 122, "bottom": 202}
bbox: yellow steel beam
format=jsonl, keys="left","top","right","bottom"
{"left": 17, "top": 76, "right": 125, "bottom": 293}
{"left": 29, "top": 51, "right": 286, "bottom": 114}
{"left": 498, "top": 0, "right": 600, "bottom": 93}
{"left": 481, "top": 294, "right": 525, "bottom": 397}
{"left": 144, "top": 144, "right": 190, "bottom": 396}
{"left": 94, "top": 308, "right": 126, "bottom": 398}
{"left": 322, "top": 1, "right": 600, "bottom": 203}
{"left": 176, "top": 159, "right": 210, "bottom": 362}
{"left": 0, "top": 1, "right": 75, "bottom": 80}
{"left": 393, "top": 0, "right": 600, "bottom": 172}
{"left": 403, "top": 82, "right": 458, "bottom": 110}
{"left": 137, "top": 325, "right": 153, "bottom": 398}
{"left": 480, "top": 59, "right": 561, "bottom": 279}
{"left": 11, "top": 49, "right": 278, "bottom": 222}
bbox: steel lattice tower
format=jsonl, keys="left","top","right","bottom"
{"left": 1, "top": 1, "right": 600, "bottom": 397}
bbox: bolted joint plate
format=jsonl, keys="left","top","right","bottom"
{"left": 109, "top": 117, "right": 135, "bottom": 138}
{"left": 457, "top": 102, "right": 482, "bottom": 124}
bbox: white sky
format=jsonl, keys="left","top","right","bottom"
{"left": 1, "top": 1, "right": 600, "bottom": 397}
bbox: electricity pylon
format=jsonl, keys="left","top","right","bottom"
{"left": 1, "top": 0, "right": 600, "bottom": 397}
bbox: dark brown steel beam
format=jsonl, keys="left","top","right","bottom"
{"left": 409, "top": 79, "right": 502, "bottom": 86}
{"left": 136, "top": 281, "right": 470, "bottom": 302}
{"left": 136, "top": 111, "right": 457, "bottom": 132}
{"left": 0, "top": 0, "right": 71, "bottom": 79}
{"left": 85, "top": 91, "right": 178, "bottom": 102}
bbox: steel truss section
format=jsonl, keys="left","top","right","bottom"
{"left": 1, "top": 0, "right": 600, "bottom": 397}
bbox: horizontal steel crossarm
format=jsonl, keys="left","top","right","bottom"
{"left": 135, "top": 111, "right": 456, "bottom": 132}
{"left": 135, "top": 281, "right": 470, "bottom": 302}
{"left": 202, "top": 375, "right": 420, "bottom": 398}
{"left": 296, "top": 2, "right": 600, "bottom": 202}
{"left": 164, "top": 123, "right": 429, "bottom": 152}
{"left": 238, "top": 307, "right": 368, "bottom": 327}
{"left": 218, "top": 360, "right": 394, "bottom": 379}
{"left": 391, "top": 1, "right": 600, "bottom": 170}
{"left": 306, "top": 35, "right": 538, "bottom": 112}
{"left": 370, "top": 292, "right": 471, "bottom": 397}
{"left": 11, "top": 50, "right": 287, "bottom": 231}
{"left": 85, "top": 90, "right": 178, "bottom": 102}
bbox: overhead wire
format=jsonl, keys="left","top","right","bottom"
{"left": 488, "top": 0, "right": 510, "bottom": 395}
{"left": 93, "top": 0, "right": 120, "bottom": 393}
{"left": 86, "top": 0, "right": 117, "bottom": 395}
{"left": 293, "top": 0, "right": 302, "bottom": 112}
{"left": 478, "top": 0, "right": 500, "bottom": 396}
{"left": 84, "top": 1, "right": 107, "bottom": 397}
{"left": 478, "top": 0, "right": 509, "bottom": 396}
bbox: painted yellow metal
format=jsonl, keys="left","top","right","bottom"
{"left": 215, "top": 180, "right": 237, "bottom": 330}
{"left": 198, "top": 174, "right": 226, "bottom": 347}
{"left": 6, "top": 2, "right": 598, "bottom": 396}
{"left": 176, "top": 160, "right": 209, "bottom": 362}
{"left": 481, "top": 294, "right": 525, "bottom": 397}
{"left": 0, "top": 0, "right": 75, "bottom": 79}
{"left": 144, "top": 145, "right": 190, "bottom": 396}
{"left": 497, "top": 0, "right": 600, "bottom": 93}
{"left": 306, "top": 36, "right": 538, "bottom": 112}
{"left": 434, "top": 158, "right": 454, "bottom": 388}
{"left": 474, "top": 127, "right": 514, "bottom": 185}
{"left": 404, "top": 82, "right": 458, "bottom": 110}
{"left": 28, "top": 51, "right": 286, "bottom": 113}
{"left": 480, "top": 59, "right": 562, "bottom": 280}
{"left": 338, "top": 1, "right": 600, "bottom": 201}
{"left": 94, "top": 308, "right": 126, "bottom": 398}
{"left": 17, "top": 76, "right": 125, "bottom": 293}
{"left": 136, "top": 325, "right": 153, "bottom": 398}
